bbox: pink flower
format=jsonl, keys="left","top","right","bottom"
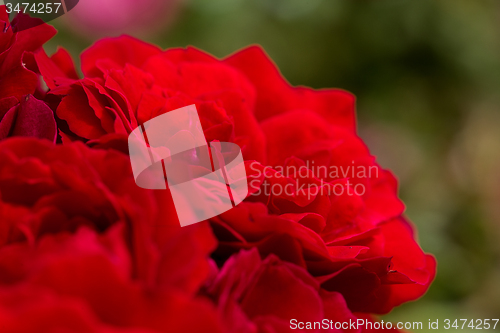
{"left": 63, "top": 0, "right": 182, "bottom": 38}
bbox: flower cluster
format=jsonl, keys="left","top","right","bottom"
{"left": 0, "top": 5, "right": 435, "bottom": 332}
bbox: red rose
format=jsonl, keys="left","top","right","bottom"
{"left": 31, "top": 35, "right": 436, "bottom": 328}
{"left": 0, "top": 6, "right": 58, "bottom": 142}
{"left": 0, "top": 138, "right": 223, "bottom": 332}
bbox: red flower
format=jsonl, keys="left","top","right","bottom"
{"left": 29, "top": 35, "right": 436, "bottom": 329}
{"left": 0, "top": 138, "right": 223, "bottom": 332}
{"left": 0, "top": 6, "right": 57, "bottom": 141}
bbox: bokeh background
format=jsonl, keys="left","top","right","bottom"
{"left": 44, "top": 0, "right": 500, "bottom": 331}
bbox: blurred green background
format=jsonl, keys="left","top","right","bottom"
{"left": 46, "top": 0, "right": 500, "bottom": 330}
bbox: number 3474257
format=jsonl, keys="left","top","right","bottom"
{"left": 444, "top": 319, "right": 499, "bottom": 330}
{"left": 5, "top": 3, "right": 62, "bottom": 14}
